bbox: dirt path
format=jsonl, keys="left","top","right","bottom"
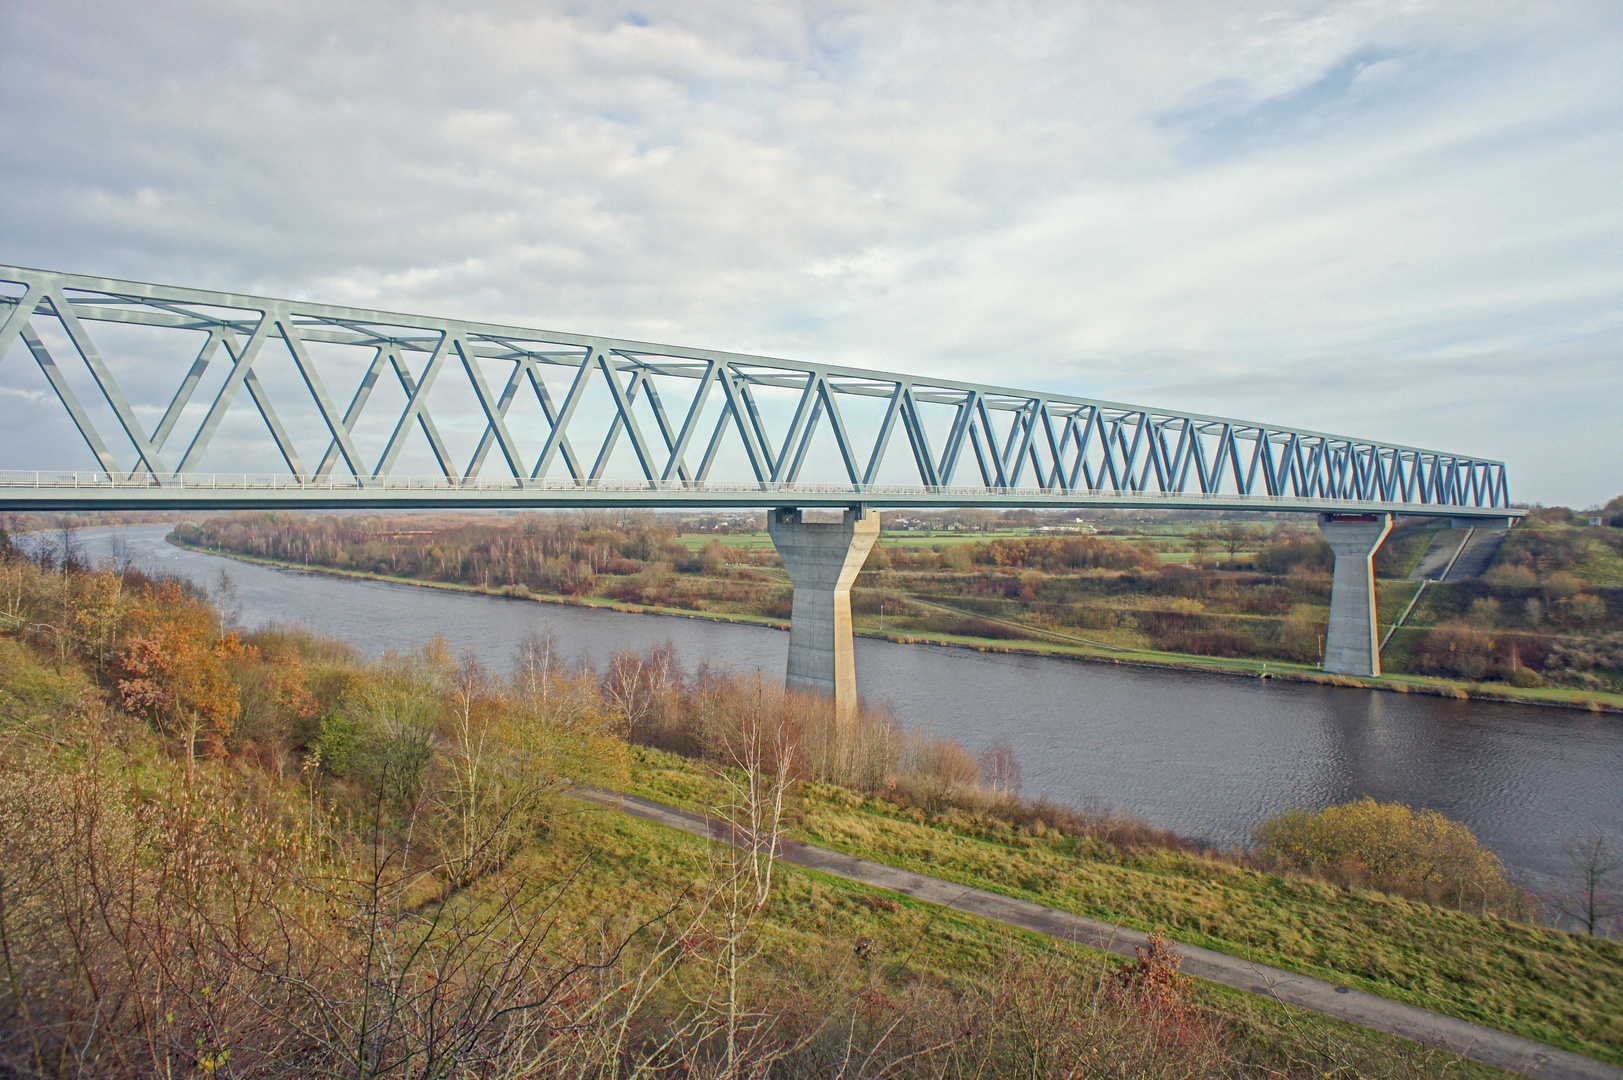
{"left": 573, "top": 786, "right": 1622, "bottom": 1080}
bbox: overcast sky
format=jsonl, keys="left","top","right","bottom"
{"left": 1, "top": 1, "right": 1618, "bottom": 506}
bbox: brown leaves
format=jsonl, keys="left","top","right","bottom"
{"left": 115, "top": 581, "right": 244, "bottom": 758}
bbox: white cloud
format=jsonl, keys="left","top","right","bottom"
{"left": 0, "top": 0, "right": 1617, "bottom": 504}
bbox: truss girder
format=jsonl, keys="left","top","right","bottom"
{"left": 0, "top": 266, "right": 1510, "bottom": 511}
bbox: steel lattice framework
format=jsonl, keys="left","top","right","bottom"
{"left": 0, "top": 265, "right": 1512, "bottom": 516}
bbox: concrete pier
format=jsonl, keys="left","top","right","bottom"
{"left": 767, "top": 506, "right": 881, "bottom": 721}
{"left": 1318, "top": 512, "right": 1394, "bottom": 676}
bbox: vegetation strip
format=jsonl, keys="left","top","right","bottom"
{"left": 165, "top": 534, "right": 1623, "bottom": 714}
{"left": 576, "top": 785, "right": 1623, "bottom": 1080}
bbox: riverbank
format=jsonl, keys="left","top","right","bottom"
{"left": 166, "top": 534, "right": 1623, "bottom": 715}
{"left": 2, "top": 602, "right": 1616, "bottom": 1077}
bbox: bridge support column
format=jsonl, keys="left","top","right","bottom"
{"left": 1318, "top": 512, "right": 1394, "bottom": 676}
{"left": 767, "top": 506, "right": 881, "bottom": 722}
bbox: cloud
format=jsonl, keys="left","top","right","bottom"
{"left": 0, "top": 0, "right": 1617, "bottom": 504}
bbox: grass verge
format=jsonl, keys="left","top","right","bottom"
{"left": 622, "top": 746, "right": 1623, "bottom": 1066}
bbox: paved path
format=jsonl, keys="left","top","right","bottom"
{"left": 574, "top": 787, "right": 1622, "bottom": 1080}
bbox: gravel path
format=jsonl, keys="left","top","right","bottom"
{"left": 574, "top": 786, "right": 1622, "bottom": 1080}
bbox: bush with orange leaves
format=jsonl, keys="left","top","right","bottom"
{"left": 114, "top": 580, "right": 251, "bottom": 759}
{"left": 1108, "top": 929, "right": 1226, "bottom": 1059}
{"left": 1113, "top": 929, "right": 1193, "bottom": 1011}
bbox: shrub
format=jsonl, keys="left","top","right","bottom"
{"left": 1284, "top": 563, "right": 1332, "bottom": 600}
{"left": 317, "top": 689, "right": 436, "bottom": 808}
{"left": 1525, "top": 505, "right": 1576, "bottom": 525}
{"left": 115, "top": 580, "right": 247, "bottom": 758}
{"left": 1507, "top": 666, "right": 1545, "bottom": 688}
{"left": 1410, "top": 621, "right": 1494, "bottom": 680}
{"left": 1466, "top": 597, "right": 1501, "bottom": 628}
{"left": 1498, "top": 528, "right": 1585, "bottom": 576}
{"left": 1256, "top": 532, "right": 1333, "bottom": 575}
{"left": 972, "top": 535, "right": 1156, "bottom": 572}
{"left": 1253, "top": 798, "right": 1514, "bottom": 908}
{"left": 1485, "top": 564, "right": 1538, "bottom": 589}
{"left": 1558, "top": 593, "right": 1608, "bottom": 627}
{"left": 1541, "top": 633, "right": 1623, "bottom": 689}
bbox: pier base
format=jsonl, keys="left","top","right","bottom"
{"left": 767, "top": 506, "right": 881, "bottom": 722}
{"left": 1318, "top": 512, "right": 1394, "bottom": 676}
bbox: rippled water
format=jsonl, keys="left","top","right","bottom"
{"left": 62, "top": 525, "right": 1623, "bottom": 883}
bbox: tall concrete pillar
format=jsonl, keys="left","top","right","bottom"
{"left": 766, "top": 506, "right": 881, "bottom": 721}
{"left": 1317, "top": 512, "right": 1394, "bottom": 676}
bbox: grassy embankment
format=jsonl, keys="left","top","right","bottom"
{"left": 167, "top": 529, "right": 1623, "bottom": 714}
{"left": 620, "top": 747, "right": 1623, "bottom": 1066}
{"left": 1, "top": 622, "right": 1537, "bottom": 1078}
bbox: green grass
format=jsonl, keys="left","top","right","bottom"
{"left": 672, "top": 531, "right": 778, "bottom": 550}
{"left": 512, "top": 791, "right": 1515, "bottom": 1078}
{"left": 622, "top": 748, "right": 1623, "bottom": 1066}
{"left": 1576, "top": 534, "right": 1623, "bottom": 587}
{"left": 0, "top": 635, "right": 92, "bottom": 715}
{"left": 1376, "top": 579, "right": 1426, "bottom": 625}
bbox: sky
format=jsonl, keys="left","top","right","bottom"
{"left": 0, "top": 0, "right": 1618, "bottom": 506}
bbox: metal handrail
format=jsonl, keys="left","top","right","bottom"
{"left": 0, "top": 469, "right": 1515, "bottom": 512}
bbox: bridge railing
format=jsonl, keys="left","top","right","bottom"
{"left": 0, "top": 470, "right": 1520, "bottom": 517}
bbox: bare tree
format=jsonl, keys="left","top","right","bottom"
{"left": 54, "top": 517, "right": 83, "bottom": 573}
{"left": 600, "top": 642, "right": 679, "bottom": 738}
{"left": 701, "top": 693, "right": 799, "bottom": 1076}
{"left": 1555, "top": 831, "right": 1622, "bottom": 936}
{"left": 977, "top": 738, "right": 1023, "bottom": 797}
{"left": 213, "top": 568, "right": 242, "bottom": 632}
{"left": 512, "top": 627, "right": 563, "bottom": 706}
{"left": 107, "top": 533, "right": 136, "bottom": 577}
{"left": 1218, "top": 521, "right": 1257, "bottom": 557}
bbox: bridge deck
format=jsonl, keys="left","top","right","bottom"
{"left": 0, "top": 471, "right": 1524, "bottom": 518}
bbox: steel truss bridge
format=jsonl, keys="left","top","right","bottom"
{"left": 0, "top": 266, "right": 1513, "bottom": 518}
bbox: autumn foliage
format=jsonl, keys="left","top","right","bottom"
{"left": 1253, "top": 797, "right": 1514, "bottom": 908}
{"left": 114, "top": 580, "right": 250, "bottom": 758}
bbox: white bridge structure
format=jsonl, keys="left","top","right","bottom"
{"left": 0, "top": 266, "right": 1521, "bottom": 712}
